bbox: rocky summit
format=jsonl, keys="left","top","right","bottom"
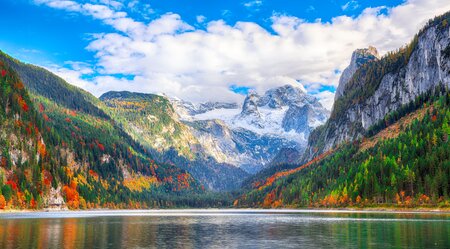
{"left": 174, "top": 84, "right": 330, "bottom": 173}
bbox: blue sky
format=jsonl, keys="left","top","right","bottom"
{"left": 1, "top": 0, "right": 449, "bottom": 109}
{"left": 0, "top": 0, "right": 403, "bottom": 65}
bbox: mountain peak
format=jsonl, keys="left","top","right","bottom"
{"left": 241, "top": 92, "right": 261, "bottom": 117}
{"left": 335, "top": 46, "right": 380, "bottom": 100}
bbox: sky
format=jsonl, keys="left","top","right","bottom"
{"left": 1, "top": 0, "right": 450, "bottom": 110}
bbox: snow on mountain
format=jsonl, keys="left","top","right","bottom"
{"left": 171, "top": 84, "right": 330, "bottom": 173}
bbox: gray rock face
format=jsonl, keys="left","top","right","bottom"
{"left": 237, "top": 84, "right": 329, "bottom": 134}
{"left": 172, "top": 84, "right": 330, "bottom": 173}
{"left": 241, "top": 93, "right": 261, "bottom": 118}
{"left": 335, "top": 46, "right": 380, "bottom": 100}
{"left": 189, "top": 119, "right": 299, "bottom": 174}
{"left": 171, "top": 98, "right": 239, "bottom": 117}
{"left": 304, "top": 22, "right": 450, "bottom": 161}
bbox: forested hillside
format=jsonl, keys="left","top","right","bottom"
{"left": 0, "top": 52, "right": 237, "bottom": 210}
{"left": 236, "top": 87, "right": 450, "bottom": 208}
{"left": 100, "top": 91, "right": 249, "bottom": 191}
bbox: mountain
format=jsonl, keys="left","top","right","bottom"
{"left": 303, "top": 13, "right": 450, "bottom": 162}
{"left": 236, "top": 92, "right": 450, "bottom": 208}
{"left": 175, "top": 84, "right": 330, "bottom": 173}
{"left": 0, "top": 51, "right": 215, "bottom": 210}
{"left": 99, "top": 91, "right": 248, "bottom": 191}
{"left": 236, "top": 12, "right": 450, "bottom": 209}
{"left": 334, "top": 46, "right": 380, "bottom": 100}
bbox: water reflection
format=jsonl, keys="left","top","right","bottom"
{"left": 0, "top": 211, "right": 449, "bottom": 249}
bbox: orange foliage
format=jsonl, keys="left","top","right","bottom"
{"left": 37, "top": 140, "right": 47, "bottom": 157}
{"left": 259, "top": 149, "right": 335, "bottom": 190}
{"left": 30, "top": 198, "right": 37, "bottom": 209}
{"left": 42, "top": 170, "right": 53, "bottom": 187}
{"left": 263, "top": 190, "right": 276, "bottom": 208}
{"left": 14, "top": 82, "right": 24, "bottom": 90}
{"left": 164, "top": 176, "right": 174, "bottom": 184}
{"left": 418, "top": 194, "right": 430, "bottom": 204}
{"left": 176, "top": 173, "right": 191, "bottom": 190}
{"left": 88, "top": 170, "right": 99, "bottom": 181}
{"left": 321, "top": 194, "right": 338, "bottom": 207}
{"left": 0, "top": 195, "right": 6, "bottom": 209}
{"left": 1, "top": 157, "right": 7, "bottom": 168}
{"left": 17, "top": 96, "right": 29, "bottom": 112}
{"left": 63, "top": 181, "right": 80, "bottom": 209}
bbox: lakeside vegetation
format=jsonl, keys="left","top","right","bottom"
{"left": 237, "top": 87, "right": 450, "bottom": 209}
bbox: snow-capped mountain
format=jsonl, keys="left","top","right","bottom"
{"left": 172, "top": 84, "right": 330, "bottom": 173}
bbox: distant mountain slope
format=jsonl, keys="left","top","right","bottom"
{"left": 0, "top": 52, "right": 206, "bottom": 210}
{"left": 0, "top": 52, "right": 107, "bottom": 119}
{"left": 100, "top": 91, "right": 248, "bottom": 191}
{"left": 303, "top": 12, "right": 450, "bottom": 162}
{"left": 236, "top": 90, "right": 450, "bottom": 208}
{"left": 236, "top": 12, "right": 450, "bottom": 208}
{"left": 174, "top": 84, "right": 330, "bottom": 173}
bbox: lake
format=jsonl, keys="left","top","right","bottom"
{"left": 0, "top": 209, "right": 449, "bottom": 248}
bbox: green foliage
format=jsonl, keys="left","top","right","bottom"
{"left": 100, "top": 91, "right": 195, "bottom": 159}
{"left": 239, "top": 91, "right": 450, "bottom": 208}
{"left": 0, "top": 52, "right": 212, "bottom": 209}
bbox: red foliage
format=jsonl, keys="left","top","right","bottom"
{"left": 1, "top": 157, "right": 7, "bottom": 168}
{"left": 431, "top": 115, "right": 437, "bottom": 122}
{"left": 26, "top": 126, "right": 32, "bottom": 135}
{"left": 29, "top": 198, "right": 37, "bottom": 209}
{"left": 95, "top": 140, "right": 105, "bottom": 151}
{"left": 176, "top": 173, "right": 191, "bottom": 190}
{"left": 38, "top": 103, "right": 45, "bottom": 113}
{"left": 15, "top": 120, "right": 22, "bottom": 127}
{"left": 1, "top": 69, "right": 6, "bottom": 77}
{"left": 65, "top": 117, "right": 72, "bottom": 123}
{"left": 17, "top": 96, "right": 29, "bottom": 112}
{"left": 88, "top": 170, "right": 99, "bottom": 180}
{"left": 14, "top": 82, "right": 24, "bottom": 90}
{"left": 42, "top": 170, "right": 53, "bottom": 187}
{"left": 6, "top": 180, "right": 18, "bottom": 191}
{"left": 43, "top": 114, "right": 50, "bottom": 121}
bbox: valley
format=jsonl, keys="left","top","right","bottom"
{"left": 0, "top": 10, "right": 450, "bottom": 211}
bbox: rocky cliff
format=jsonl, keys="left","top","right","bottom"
{"left": 304, "top": 13, "right": 450, "bottom": 161}
{"left": 334, "top": 46, "right": 380, "bottom": 100}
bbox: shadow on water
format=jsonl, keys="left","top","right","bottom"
{"left": 0, "top": 210, "right": 449, "bottom": 249}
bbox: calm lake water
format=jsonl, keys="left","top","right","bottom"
{"left": 0, "top": 209, "right": 449, "bottom": 249}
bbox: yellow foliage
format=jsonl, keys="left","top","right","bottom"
{"left": 123, "top": 175, "right": 159, "bottom": 192}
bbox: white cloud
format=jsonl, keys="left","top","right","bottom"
{"left": 34, "top": 0, "right": 450, "bottom": 110}
{"left": 342, "top": 1, "right": 360, "bottom": 11}
{"left": 196, "top": 15, "right": 206, "bottom": 23}
{"left": 243, "top": 0, "right": 263, "bottom": 8}
{"left": 313, "top": 91, "right": 335, "bottom": 110}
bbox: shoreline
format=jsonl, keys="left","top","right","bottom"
{"left": 1, "top": 207, "right": 450, "bottom": 215}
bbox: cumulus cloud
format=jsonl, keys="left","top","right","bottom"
{"left": 34, "top": 0, "right": 450, "bottom": 109}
